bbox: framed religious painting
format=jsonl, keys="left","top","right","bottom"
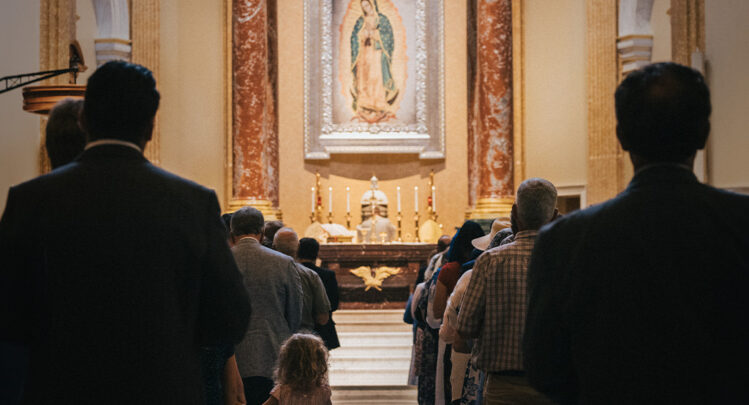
{"left": 304, "top": 0, "right": 445, "bottom": 159}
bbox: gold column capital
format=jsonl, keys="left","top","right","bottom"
{"left": 227, "top": 198, "right": 282, "bottom": 221}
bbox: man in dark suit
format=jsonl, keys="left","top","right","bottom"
{"left": 0, "top": 61, "right": 251, "bottom": 404}
{"left": 298, "top": 237, "right": 340, "bottom": 350}
{"left": 524, "top": 62, "right": 749, "bottom": 404}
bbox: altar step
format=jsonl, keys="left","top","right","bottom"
{"left": 330, "top": 309, "right": 416, "bottom": 403}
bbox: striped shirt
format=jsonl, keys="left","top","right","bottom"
{"left": 456, "top": 230, "right": 538, "bottom": 372}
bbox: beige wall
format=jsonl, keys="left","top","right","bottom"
{"left": 523, "top": 0, "right": 587, "bottom": 190}
{"left": 705, "top": 0, "right": 749, "bottom": 189}
{"left": 158, "top": 0, "right": 228, "bottom": 203}
{"left": 0, "top": 0, "right": 40, "bottom": 215}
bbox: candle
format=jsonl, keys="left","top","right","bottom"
{"left": 396, "top": 186, "right": 401, "bottom": 212}
{"left": 328, "top": 187, "right": 333, "bottom": 213}
{"left": 431, "top": 185, "right": 436, "bottom": 212}
{"left": 311, "top": 187, "right": 315, "bottom": 213}
{"left": 346, "top": 186, "right": 351, "bottom": 212}
{"left": 414, "top": 186, "right": 419, "bottom": 211}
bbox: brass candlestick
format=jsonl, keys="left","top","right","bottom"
{"left": 327, "top": 211, "right": 333, "bottom": 224}
{"left": 414, "top": 212, "right": 420, "bottom": 242}
{"left": 397, "top": 211, "right": 403, "bottom": 242}
{"left": 345, "top": 212, "right": 352, "bottom": 230}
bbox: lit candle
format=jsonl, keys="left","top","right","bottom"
{"left": 311, "top": 187, "right": 315, "bottom": 213}
{"left": 431, "top": 185, "right": 436, "bottom": 212}
{"left": 396, "top": 186, "right": 401, "bottom": 212}
{"left": 328, "top": 187, "right": 333, "bottom": 213}
{"left": 414, "top": 186, "right": 419, "bottom": 211}
{"left": 346, "top": 186, "right": 351, "bottom": 212}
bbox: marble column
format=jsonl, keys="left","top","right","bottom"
{"left": 230, "top": 0, "right": 280, "bottom": 220}
{"left": 466, "top": 0, "right": 514, "bottom": 220}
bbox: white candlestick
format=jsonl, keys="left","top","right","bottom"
{"left": 346, "top": 186, "right": 351, "bottom": 212}
{"left": 328, "top": 187, "right": 333, "bottom": 213}
{"left": 311, "top": 187, "right": 315, "bottom": 213}
{"left": 397, "top": 186, "right": 401, "bottom": 212}
{"left": 414, "top": 186, "right": 419, "bottom": 211}
{"left": 431, "top": 185, "right": 436, "bottom": 212}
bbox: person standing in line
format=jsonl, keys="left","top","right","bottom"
{"left": 0, "top": 61, "right": 251, "bottom": 404}
{"left": 524, "top": 62, "right": 749, "bottom": 404}
{"left": 231, "top": 208, "right": 303, "bottom": 405}
{"left": 457, "top": 178, "right": 558, "bottom": 404}
{"left": 273, "top": 228, "right": 331, "bottom": 331}
{"left": 297, "top": 237, "right": 341, "bottom": 350}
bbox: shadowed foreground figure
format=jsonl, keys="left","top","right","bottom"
{"left": 0, "top": 61, "right": 251, "bottom": 404}
{"left": 524, "top": 62, "right": 749, "bottom": 404}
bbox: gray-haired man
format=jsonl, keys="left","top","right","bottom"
{"left": 230, "top": 207, "right": 303, "bottom": 405}
{"left": 457, "top": 178, "right": 558, "bottom": 404}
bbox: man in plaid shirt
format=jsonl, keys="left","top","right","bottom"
{"left": 457, "top": 178, "right": 558, "bottom": 404}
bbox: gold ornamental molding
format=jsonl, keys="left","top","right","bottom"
{"left": 226, "top": 198, "right": 283, "bottom": 222}
{"left": 466, "top": 197, "right": 514, "bottom": 220}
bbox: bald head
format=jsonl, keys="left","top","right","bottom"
{"left": 273, "top": 227, "right": 299, "bottom": 258}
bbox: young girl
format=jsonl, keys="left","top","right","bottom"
{"left": 263, "top": 334, "right": 332, "bottom": 405}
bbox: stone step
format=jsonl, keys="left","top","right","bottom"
{"left": 332, "top": 345, "right": 412, "bottom": 357}
{"left": 337, "top": 331, "right": 412, "bottom": 347}
{"left": 335, "top": 321, "right": 412, "bottom": 333}
{"left": 334, "top": 309, "right": 408, "bottom": 324}
{"left": 330, "top": 355, "right": 411, "bottom": 370}
{"left": 331, "top": 386, "right": 417, "bottom": 404}
{"left": 329, "top": 368, "right": 411, "bottom": 386}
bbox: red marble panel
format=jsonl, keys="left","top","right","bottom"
{"left": 468, "top": 0, "right": 514, "bottom": 202}
{"left": 232, "top": 0, "right": 279, "bottom": 203}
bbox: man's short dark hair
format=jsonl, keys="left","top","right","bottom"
{"left": 298, "top": 237, "right": 320, "bottom": 261}
{"left": 83, "top": 60, "right": 160, "bottom": 143}
{"left": 615, "top": 62, "right": 711, "bottom": 162}
{"left": 231, "top": 207, "right": 264, "bottom": 237}
{"left": 46, "top": 98, "right": 86, "bottom": 168}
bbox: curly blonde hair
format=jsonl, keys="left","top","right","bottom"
{"left": 275, "top": 333, "right": 329, "bottom": 393}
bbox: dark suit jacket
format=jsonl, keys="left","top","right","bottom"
{"left": 300, "top": 261, "right": 340, "bottom": 349}
{"left": 0, "top": 145, "right": 251, "bottom": 404}
{"left": 524, "top": 165, "right": 749, "bottom": 404}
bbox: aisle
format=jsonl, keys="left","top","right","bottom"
{"left": 329, "top": 309, "right": 417, "bottom": 404}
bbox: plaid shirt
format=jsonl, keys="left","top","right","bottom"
{"left": 457, "top": 230, "right": 538, "bottom": 372}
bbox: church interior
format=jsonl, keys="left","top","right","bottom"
{"left": 1, "top": 0, "right": 748, "bottom": 403}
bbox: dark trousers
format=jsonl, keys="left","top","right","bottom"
{"left": 242, "top": 376, "right": 274, "bottom": 405}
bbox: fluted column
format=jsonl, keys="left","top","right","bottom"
{"left": 466, "top": 0, "right": 514, "bottom": 220}
{"left": 229, "top": 0, "right": 280, "bottom": 219}
{"left": 39, "top": 0, "right": 76, "bottom": 174}
{"left": 130, "top": 0, "right": 161, "bottom": 164}
{"left": 586, "top": 0, "right": 623, "bottom": 205}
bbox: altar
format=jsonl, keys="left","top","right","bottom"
{"left": 319, "top": 243, "right": 436, "bottom": 309}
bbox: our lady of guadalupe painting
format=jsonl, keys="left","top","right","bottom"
{"left": 304, "top": 0, "right": 445, "bottom": 159}
{"left": 344, "top": 0, "right": 404, "bottom": 123}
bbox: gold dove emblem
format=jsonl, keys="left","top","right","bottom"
{"left": 349, "top": 266, "right": 401, "bottom": 291}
